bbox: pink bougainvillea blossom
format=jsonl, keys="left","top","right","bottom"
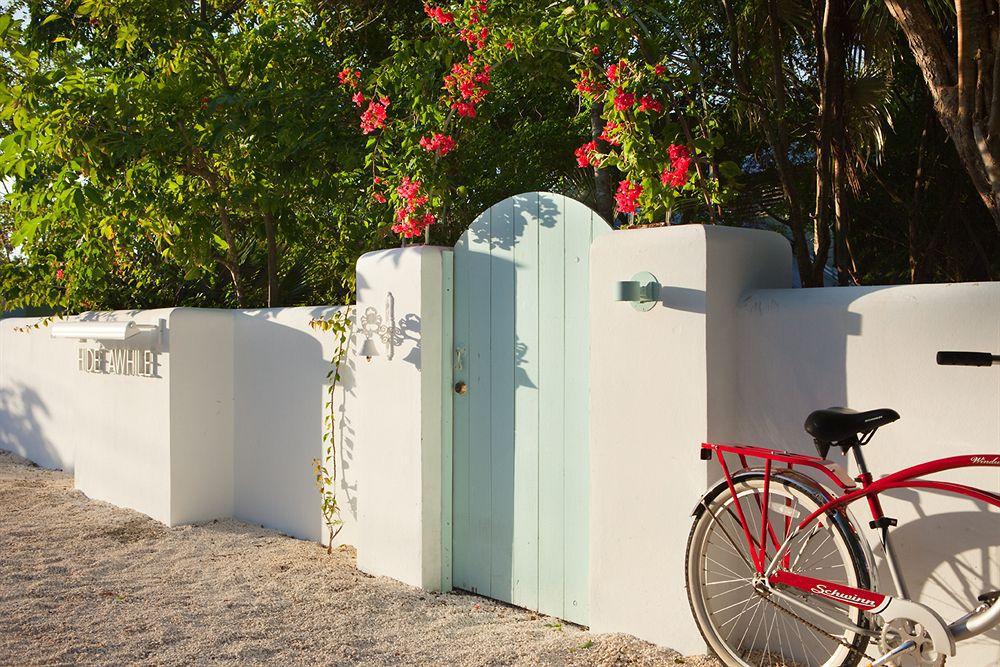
{"left": 661, "top": 144, "right": 692, "bottom": 187}
{"left": 337, "top": 68, "right": 361, "bottom": 87}
{"left": 669, "top": 144, "right": 690, "bottom": 161}
{"left": 638, "top": 96, "right": 663, "bottom": 114}
{"left": 419, "top": 133, "right": 458, "bottom": 156}
{"left": 615, "top": 180, "right": 643, "bottom": 214}
{"left": 574, "top": 140, "right": 600, "bottom": 168}
{"left": 55, "top": 268, "right": 65, "bottom": 281}
{"left": 392, "top": 177, "right": 436, "bottom": 238}
{"left": 599, "top": 121, "right": 621, "bottom": 146}
{"left": 393, "top": 212, "right": 436, "bottom": 238}
{"left": 606, "top": 59, "right": 628, "bottom": 82}
{"left": 360, "top": 97, "right": 389, "bottom": 134}
{"left": 423, "top": 4, "right": 455, "bottom": 24}
{"left": 444, "top": 59, "right": 490, "bottom": 117}
{"left": 575, "top": 70, "right": 602, "bottom": 97}
{"left": 459, "top": 26, "right": 490, "bottom": 49}
{"left": 613, "top": 88, "right": 635, "bottom": 111}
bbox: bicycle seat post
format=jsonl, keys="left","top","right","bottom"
{"left": 849, "top": 438, "right": 911, "bottom": 600}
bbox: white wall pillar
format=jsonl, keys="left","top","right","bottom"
{"left": 354, "top": 246, "right": 450, "bottom": 590}
{"left": 588, "top": 225, "right": 791, "bottom": 652}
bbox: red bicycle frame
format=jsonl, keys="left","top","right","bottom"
{"left": 702, "top": 442, "right": 1000, "bottom": 611}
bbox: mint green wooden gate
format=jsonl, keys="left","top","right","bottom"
{"left": 450, "top": 192, "right": 610, "bottom": 625}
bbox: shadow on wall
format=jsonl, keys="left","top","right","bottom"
{"left": 231, "top": 308, "right": 357, "bottom": 544}
{"left": 0, "top": 382, "right": 61, "bottom": 470}
{"left": 734, "top": 284, "right": 999, "bottom": 646}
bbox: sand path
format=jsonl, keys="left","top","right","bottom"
{"left": 0, "top": 451, "right": 719, "bottom": 666}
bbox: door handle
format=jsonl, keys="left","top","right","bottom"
{"left": 454, "top": 381, "right": 468, "bottom": 395}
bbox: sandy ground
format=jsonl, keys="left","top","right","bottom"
{"left": 0, "top": 451, "right": 720, "bottom": 666}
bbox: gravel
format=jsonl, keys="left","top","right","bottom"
{"left": 0, "top": 450, "right": 721, "bottom": 666}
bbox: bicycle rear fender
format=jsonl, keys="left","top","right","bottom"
{"left": 692, "top": 467, "right": 879, "bottom": 593}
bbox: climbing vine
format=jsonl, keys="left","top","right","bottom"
{"left": 310, "top": 308, "right": 353, "bottom": 553}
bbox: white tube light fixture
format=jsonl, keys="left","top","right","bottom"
{"left": 50, "top": 320, "right": 163, "bottom": 342}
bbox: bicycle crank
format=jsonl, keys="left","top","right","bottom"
{"left": 869, "top": 618, "right": 946, "bottom": 667}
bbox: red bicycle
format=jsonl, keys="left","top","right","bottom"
{"left": 686, "top": 351, "right": 1000, "bottom": 667}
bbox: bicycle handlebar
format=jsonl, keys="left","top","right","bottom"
{"left": 936, "top": 351, "right": 999, "bottom": 367}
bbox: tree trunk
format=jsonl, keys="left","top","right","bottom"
{"left": 590, "top": 103, "right": 614, "bottom": 223}
{"left": 218, "top": 206, "right": 244, "bottom": 307}
{"left": 884, "top": 0, "right": 1000, "bottom": 230}
{"left": 263, "top": 210, "right": 280, "bottom": 307}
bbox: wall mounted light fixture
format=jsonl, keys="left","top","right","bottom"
{"left": 615, "top": 272, "right": 661, "bottom": 312}
{"left": 357, "top": 293, "right": 396, "bottom": 362}
{"left": 51, "top": 319, "right": 165, "bottom": 343}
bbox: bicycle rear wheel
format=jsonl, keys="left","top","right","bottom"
{"left": 686, "top": 471, "right": 871, "bottom": 667}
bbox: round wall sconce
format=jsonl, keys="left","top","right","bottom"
{"left": 615, "top": 272, "right": 661, "bottom": 312}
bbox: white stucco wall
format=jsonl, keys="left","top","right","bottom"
{"left": 354, "top": 246, "right": 449, "bottom": 590}
{"left": 588, "top": 225, "right": 790, "bottom": 652}
{"left": 232, "top": 306, "right": 357, "bottom": 547}
{"left": 0, "top": 306, "right": 357, "bottom": 544}
{"left": 737, "top": 283, "right": 1000, "bottom": 664}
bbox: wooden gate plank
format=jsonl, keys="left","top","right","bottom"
{"left": 511, "top": 192, "right": 540, "bottom": 611}
{"left": 452, "top": 234, "right": 471, "bottom": 591}
{"left": 537, "top": 194, "right": 567, "bottom": 618}
{"left": 562, "top": 201, "right": 597, "bottom": 624}
{"left": 466, "top": 209, "right": 494, "bottom": 597}
{"left": 489, "top": 197, "right": 516, "bottom": 601}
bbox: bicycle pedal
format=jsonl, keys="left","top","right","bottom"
{"left": 977, "top": 590, "right": 999, "bottom": 605}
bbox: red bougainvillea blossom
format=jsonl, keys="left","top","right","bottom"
{"left": 591, "top": 46, "right": 601, "bottom": 56}
{"left": 56, "top": 268, "right": 65, "bottom": 281}
{"left": 613, "top": 88, "right": 635, "bottom": 111}
{"left": 351, "top": 91, "right": 366, "bottom": 107}
{"left": 661, "top": 144, "right": 692, "bottom": 188}
{"left": 574, "top": 140, "right": 600, "bottom": 168}
{"left": 504, "top": 39, "right": 514, "bottom": 50}
{"left": 424, "top": 4, "right": 455, "bottom": 24}
{"left": 337, "top": 68, "right": 361, "bottom": 87}
{"left": 443, "top": 57, "right": 491, "bottom": 118}
{"left": 392, "top": 177, "right": 436, "bottom": 238}
{"left": 575, "top": 70, "right": 602, "bottom": 97}
{"left": 360, "top": 96, "right": 390, "bottom": 134}
{"left": 599, "top": 121, "right": 621, "bottom": 146}
{"left": 420, "top": 133, "right": 458, "bottom": 156}
{"left": 606, "top": 59, "right": 628, "bottom": 82}
{"left": 615, "top": 179, "right": 643, "bottom": 214}
{"left": 638, "top": 96, "right": 663, "bottom": 114}
{"left": 654, "top": 64, "right": 667, "bottom": 77}
{"left": 460, "top": 26, "right": 490, "bottom": 49}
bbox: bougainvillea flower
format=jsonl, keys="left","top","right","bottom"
{"left": 599, "top": 121, "right": 621, "bottom": 146}
{"left": 638, "top": 96, "right": 663, "bottom": 114}
{"left": 615, "top": 179, "right": 643, "bottom": 213}
{"left": 419, "top": 133, "right": 457, "bottom": 156}
{"left": 574, "top": 140, "right": 600, "bottom": 168}
{"left": 424, "top": 4, "right": 455, "bottom": 24}
{"left": 613, "top": 88, "right": 635, "bottom": 111}
{"left": 337, "top": 68, "right": 361, "bottom": 87}
{"left": 360, "top": 98, "right": 388, "bottom": 133}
